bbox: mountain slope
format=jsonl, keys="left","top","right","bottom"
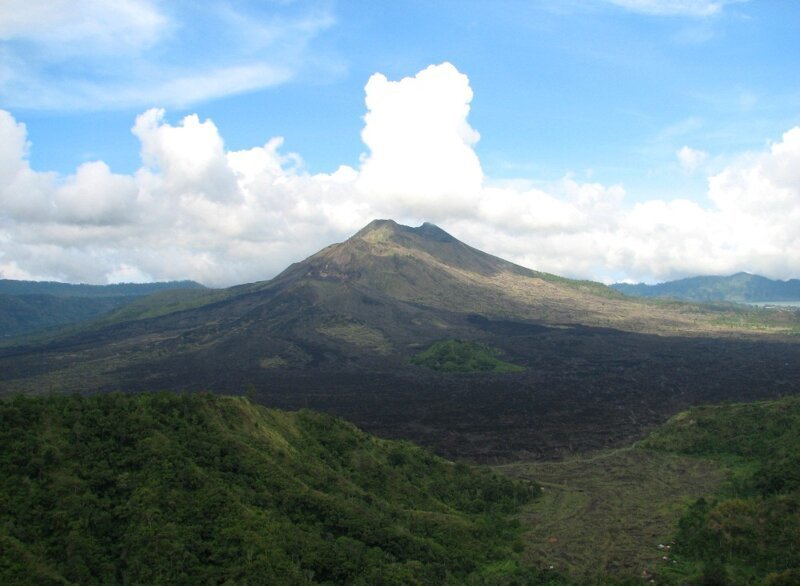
{"left": 264, "top": 219, "right": 728, "bottom": 333}
{"left": 0, "top": 392, "right": 538, "bottom": 584}
{"left": 612, "top": 272, "right": 800, "bottom": 303}
{"left": 1, "top": 220, "right": 799, "bottom": 461}
{"left": 0, "top": 294, "right": 134, "bottom": 339}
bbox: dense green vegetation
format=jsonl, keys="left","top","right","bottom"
{"left": 411, "top": 339, "right": 525, "bottom": 373}
{"left": 639, "top": 396, "right": 800, "bottom": 584}
{"left": 534, "top": 271, "right": 626, "bottom": 300}
{"left": 0, "top": 393, "right": 543, "bottom": 584}
{"left": 612, "top": 272, "right": 800, "bottom": 303}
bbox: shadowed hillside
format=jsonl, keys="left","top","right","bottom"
{"left": 0, "top": 280, "right": 207, "bottom": 339}
{"left": 0, "top": 279, "right": 206, "bottom": 298}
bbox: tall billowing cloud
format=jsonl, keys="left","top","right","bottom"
{"left": 133, "top": 109, "right": 240, "bottom": 203}
{"left": 1, "top": 62, "right": 799, "bottom": 286}
{"left": 0, "top": 111, "right": 56, "bottom": 222}
{"left": 357, "top": 63, "right": 483, "bottom": 218}
{"left": 0, "top": 107, "right": 363, "bottom": 285}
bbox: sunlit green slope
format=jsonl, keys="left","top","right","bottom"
{"left": 0, "top": 393, "right": 540, "bottom": 585}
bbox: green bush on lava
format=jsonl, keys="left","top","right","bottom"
{"left": 411, "top": 339, "right": 524, "bottom": 373}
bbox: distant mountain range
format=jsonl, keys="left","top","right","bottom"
{"left": 611, "top": 272, "right": 800, "bottom": 303}
{"left": 0, "top": 279, "right": 205, "bottom": 338}
{"left": 0, "top": 279, "right": 205, "bottom": 298}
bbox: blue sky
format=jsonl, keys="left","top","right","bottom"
{"left": 1, "top": 0, "right": 799, "bottom": 286}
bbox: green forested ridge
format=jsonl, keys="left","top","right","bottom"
{"left": 88, "top": 287, "right": 230, "bottom": 327}
{"left": 411, "top": 339, "right": 525, "bottom": 373}
{"left": 0, "top": 393, "right": 542, "bottom": 585}
{"left": 639, "top": 396, "right": 800, "bottom": 584}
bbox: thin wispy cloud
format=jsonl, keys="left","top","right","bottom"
{"left": 606, "top": 0, "right": 743, "bottom": 17}
{"left": 0, "top": 0, "right": 336, "bottom": 110}
{"left": 0, "top": 0, "right": 166, "bottom": 48}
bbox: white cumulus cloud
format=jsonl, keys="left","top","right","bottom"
{"left": 1, "top": 62, "right": 799, "bottom": 287}
{"left": 357, "top": 63, "right": 484, "bottom": 218}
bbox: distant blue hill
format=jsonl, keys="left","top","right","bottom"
{"left": 611, "top": 272, "right": 800, "bottom": 303}
{"left": 0, "top": 279, "right": 206, "bottom": 339}
{"left": 0, "top": 279, "right": 204, "bottom": 298}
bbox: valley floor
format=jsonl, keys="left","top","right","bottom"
{"left": 498, "top": 447, "right": 726, "bottom": 583}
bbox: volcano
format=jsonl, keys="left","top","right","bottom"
{"left": 2, "top": 220, "right": 799, "bottom": 461}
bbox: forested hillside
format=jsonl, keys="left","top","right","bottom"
{"left": 640, "top": 396, "right": 800, "bottom": 584}
{"left": 0, "top": 393, "right": 540, "bottom": 585}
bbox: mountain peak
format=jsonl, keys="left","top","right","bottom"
{"left": 274, "top": 218, "right": 531, "bottom": 290}
{"left": 354, "top": 219, "right": 454, "bottom": 243}
{"left": 410, "top": 222, "right": 456, "bottom": 243}
{"left": 355, "top": 218, "right": 399, "bottom": 235}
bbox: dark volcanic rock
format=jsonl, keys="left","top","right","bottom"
{"left": 1, "top": 220, "right": 799, "bottom": 462}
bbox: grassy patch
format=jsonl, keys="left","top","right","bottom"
{"left": 705, "top": 303, "right": 800, "bottom": 333}
{"left": 259, "top": 355, "right": 288, "bottom": 369}
{"left": 317, "top": 321, "right": 392, "bottom": 355}
{"left": 92, "top": 288, "right": 229, "bottom": 325}
{"left": 499, "top": 397, "right": 800, "bottom": 584}
{"left": 411, "top": 339, "right": 524, "bottom": 373}
{"left": 498, "top": 447, "right": 725, "bottom": 583}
